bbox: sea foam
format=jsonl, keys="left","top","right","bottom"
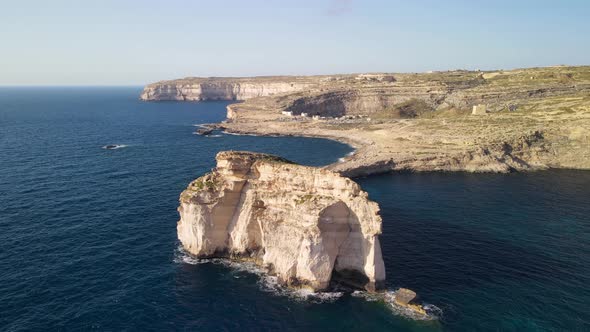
{"left": 101, "top": 144, "right": 128, "bottom": 150}
{"left": 174, "top": 246, "right": 440, "bottom": 314}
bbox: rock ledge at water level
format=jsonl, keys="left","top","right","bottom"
{"left": 177, "top": 151, "right": 386, "bottom": 291}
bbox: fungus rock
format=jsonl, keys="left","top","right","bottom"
{"left": 177, "top": 151, "right": 386, "bottom": 291}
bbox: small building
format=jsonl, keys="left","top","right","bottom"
{"left": 312, "top": 115, "right": 321, "bottom": 121}
{"left": 301, "top": 112, "right": 309, "bottom": 117}
{"left": 472, "top": 104, "right": 487, "bottom": 115}
{"left": 281, "top": 111, "right": 293, "bottom": 117}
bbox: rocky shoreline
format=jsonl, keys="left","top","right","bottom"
{"left": 144, "top": 66, "right": 590, "bottom": 177}
{"left": 143, "top": 66, "right": 590, "bottom": 323}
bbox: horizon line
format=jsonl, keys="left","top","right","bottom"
{"left": 0, "top": 84, "right": 145, "bottom": 88}
{"left": 2, "top": 63, "right": 589, "bottom": 87}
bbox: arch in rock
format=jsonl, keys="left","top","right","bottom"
{"left": 318, "top": 201, "right": 373, "bottom": 290}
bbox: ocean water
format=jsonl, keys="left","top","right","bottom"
{"left": 0, "top": 87, "right": 588, "bottom": 331}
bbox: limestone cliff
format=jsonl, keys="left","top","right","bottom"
{"left": 177, "top": 151, "right": 386, "bottom": 291}
{"left": 140, "top": 77, "right": 318, "bottom": 101}
{"left": 142, "top": 66, "right": 590, "bottom": 176}
{"left": 219, "top": 66, "right": 590, "bottom": 175}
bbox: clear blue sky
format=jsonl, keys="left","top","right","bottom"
{"left": 1, "top": 0, "right": 588, "bottom": 85}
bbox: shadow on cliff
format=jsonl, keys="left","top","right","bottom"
{"left": 318, "top": 202, "right": 377, "bottom": 290}
{"left": 286, "top": 92, "right": 349, "bottom": 117}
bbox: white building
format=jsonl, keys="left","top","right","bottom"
{"left": 472, "top": 104, "right": 487, "bottom": 115}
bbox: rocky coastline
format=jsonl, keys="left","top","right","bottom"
{"left": 143, "top": 66, "right": 590, "bottom": 177}
{"left": 146, "top": 67, "right": 590, "bottom": 317}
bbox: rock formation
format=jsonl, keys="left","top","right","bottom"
{"left": 394, "top": 288, "right": 417, "bottom": 306}
{"left": 177, "top": 151, "right": 386, "bottom": 291}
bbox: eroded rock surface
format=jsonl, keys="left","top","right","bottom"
{"left": 177, "top": 151, "right": 385, "bottom": 291}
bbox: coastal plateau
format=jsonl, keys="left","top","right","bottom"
{"left": 142, "top": 66, "right": 590, "bottom": 176}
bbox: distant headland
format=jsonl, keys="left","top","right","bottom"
{"left": 141, "top": 66, "right": 590, "bottom": 177}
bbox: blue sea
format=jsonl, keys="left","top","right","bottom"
{"left": 1, "top": 87, "right": 589, "bottom": 331}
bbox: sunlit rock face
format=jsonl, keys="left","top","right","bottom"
{"left": 177, "top": 151, "right": 385, "bottom": 291}
{"left": 140, "top": 80, "right": 311, "bottom": 101}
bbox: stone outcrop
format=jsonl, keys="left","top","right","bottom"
{"left": 177, "top": 151, "right": 386, "bottom": 291}
{"left": 394, "top": 288, "right": 417, "bottom": 306}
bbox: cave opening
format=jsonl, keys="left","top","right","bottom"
{"left": 318, "top": 201, "right": 368, "bottom": 290}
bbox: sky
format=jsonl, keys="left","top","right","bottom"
{"left": 0, "top": 0, "right": 588, "bottom": 85}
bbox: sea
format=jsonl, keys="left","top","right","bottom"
{"left": 0, "top": 87, "right": 588, "bottom": 331}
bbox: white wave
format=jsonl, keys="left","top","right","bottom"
{"left": 173, "top": 246, "right": 209, "bottom": 265}
{"left": 387, "top": 303, "right": 440, "bottom": 321}
{"left": 257, "top": 275, "right": 343, "bottom": 303}
{"left": 221, "top": 131, "right": 250, "bottom": 136}
{"left": 173, "top": 246, "right": 439, "bottom": 314}
{"left": 206, "top": 134, "right": 223, "bottom": 138}
{"left": 101, "top": 144, "right": 128, "bottom": 150}
{"left": 383, "top": 289, "right": 441, "bottom": 321}
{"left": 338, "top": 151, "right": 356, "bottom": 162}
{"left": 422, "top": 303, "right": 444, "bottom": 317}
{"left": 351, "top": 289, "right": 441, "bottom": 320}
{"left": 351, "top": 290, "right": 378, "bottom": 301}
{"left": 309, "top": 291, "right": 344, "bottom": 302}
{"left": 222, "top": 131, "right": 281, "bottom": 138}
{"left": 210, "top": 260, "right": 341, "bottom": 303}
{"left": 173, "top": 246, "right": 342, "bottom": 303}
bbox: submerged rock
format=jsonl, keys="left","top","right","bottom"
{"left": 381, "top": 288, "right": 434, "bottom": 319}
{"left": 194, "top": 128, "right": 213, "bottom": 136}
{"left": 177, "top": 151, "right": 386, "bottom": 291}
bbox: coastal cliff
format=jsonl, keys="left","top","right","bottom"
{"left": 143, "top": 66, "right": 590, "bottom": 176}
{"left": 177, "top": 151, "right": 386, "bottom": 291}
{"left": 140, "top": 77, "right": 318, "bottom": 101}
{"left": 220, "top": 66, "right": 590, "bottom": 175}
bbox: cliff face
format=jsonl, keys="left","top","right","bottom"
{"left": 177, "top": 151, "right": 386, "bottom": 291}
{"left": 218, "top": 66, "right": 590, "bottom": 175}
{"left": 142, "top": 66, "right": 590, "bottom": 176}
{"left": 140, "top": 77, "right": 317, "bottom": 101}
{"left": 282, "top": 87, "right": 441, "bottom": 118}
{"left": 143, "top": 68, "right": 590, "bottom": 117}
{"left": 273, "top": 70, "right": 590, "bottom": 118}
